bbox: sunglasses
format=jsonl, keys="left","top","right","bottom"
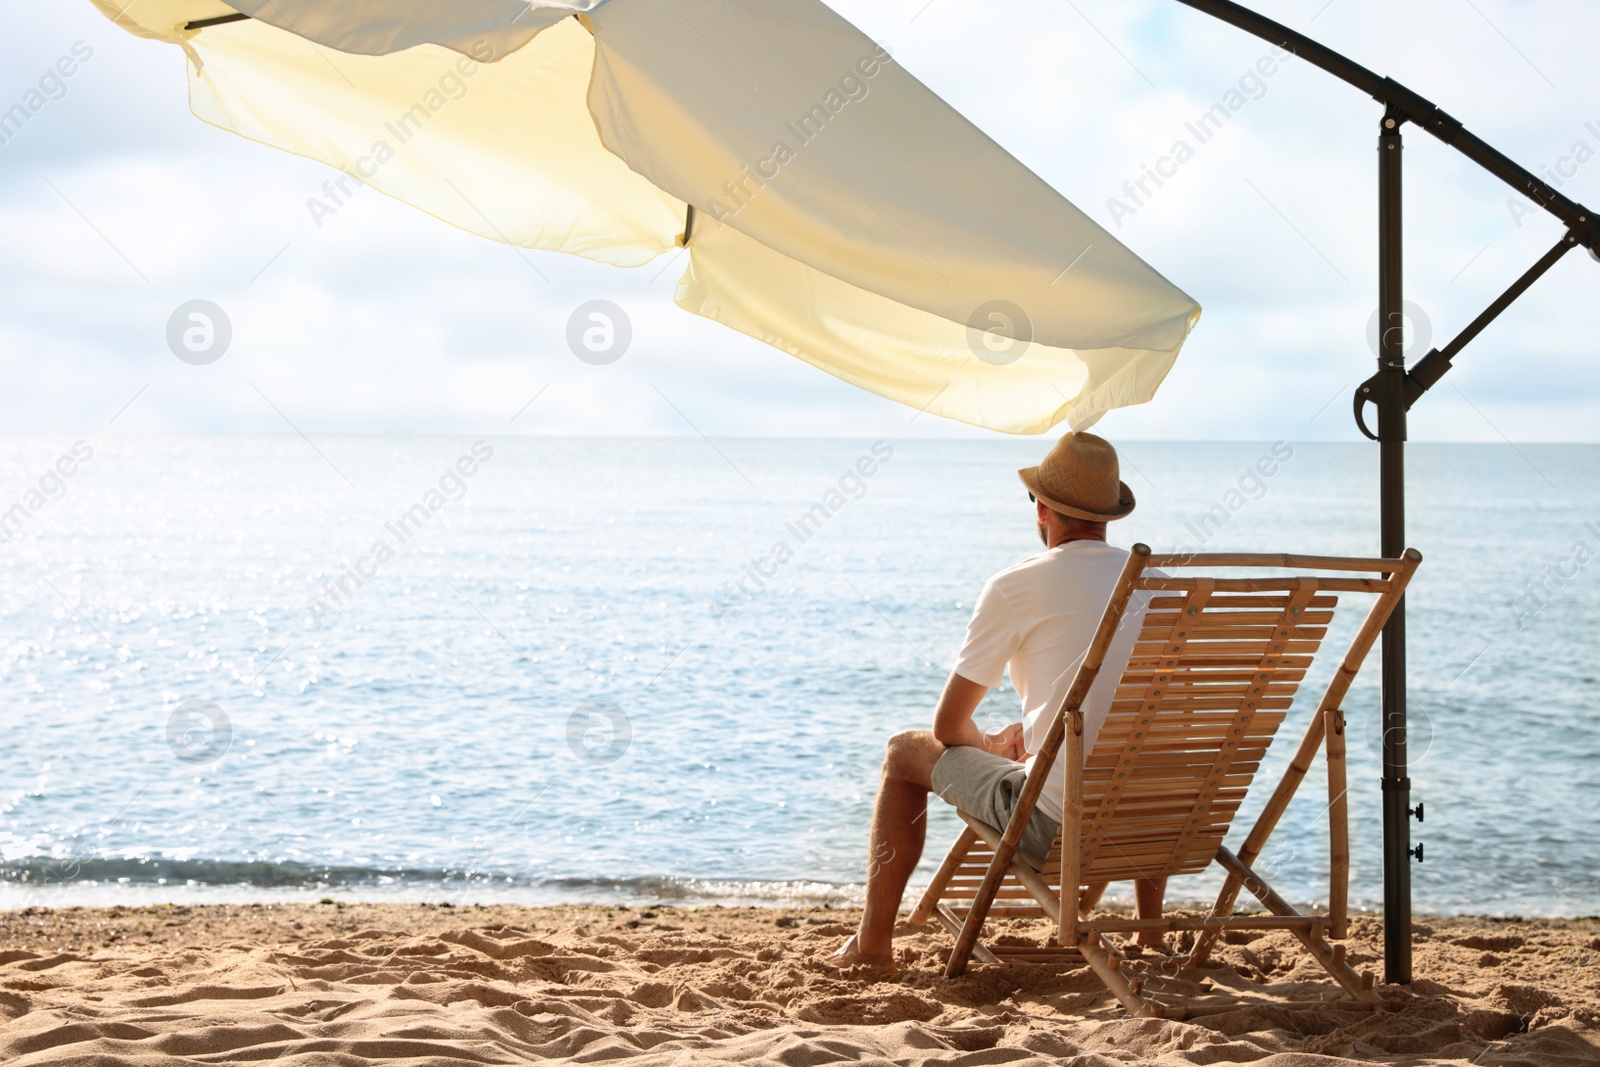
{"left": 1027, "top": 492, "right": 1035, "bottom": 503}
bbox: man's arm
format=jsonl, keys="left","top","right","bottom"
{"left": 932, "top": 673, "right": 1026, "bottom": 760}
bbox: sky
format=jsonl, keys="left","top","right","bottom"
{"left": 2, "top": 0, "right": 1597, "bottom": 441}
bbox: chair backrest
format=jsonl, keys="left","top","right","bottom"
{"left": 924, "top": 547, "right": 1418, "bottom": 952}
{"left": 1056, "top": 574, "right": 1337, "bottom": 885}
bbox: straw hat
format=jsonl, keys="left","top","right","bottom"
{"left": 1018, "top": 431, "right": 1135, "bottom": 522}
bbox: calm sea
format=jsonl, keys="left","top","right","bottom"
{"left": 2, "top": 435, "right": 1596, "bottom": 917}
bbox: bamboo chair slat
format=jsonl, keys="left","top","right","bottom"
{"left": 1161, "top": 609, "right": 1336, "bottom": 626}
{"left": 1113, "top": 684, "right": 1302, "bottom": 703}
{"left": 1086, "top": 752, "right": 1263, "bottom": 772}
{"left": 1145, "top": 576, "right": 1390, "bottom": 593}
{"left": 1117, "top": 668, "right": 1308, "bottom": 685}
{"left": 1081, "top": 792, "right": 1251, "bottom": 817}
{"left": 1088, "top": 806, "right": 1248, "bottom": 831}
{"left": 1083, "top": 770, "right": 1255, "bottom": 792}
{"left": 1087, "top": 838, "right": 1230, "bottom": 866}
{"left": 1112, "top": 678, "right": 1301, "bottom": 692}
{"left": 1132, "top": 639, "right": 1323, "bottom": 658}
{"left": 1088, "top": 737, "right": 1272, "bottom": 756}
{"left": 1139, "top": 624, "right": 1329, "bottom": 642}
{"left": 1145, "top": 552, "right": 1403, "bottom": 572}
{"left": 1087, "top": 738, "right": 1277, "bottom": 758}
{"left": 1087, "top": 858, "right": 1218, "bottom": 881}
{"left": 1103, "top": 711, "right": 1289, "bottom": 734}
{"left": 1078, "top": 813, "right": 1242, "bottom": 839}
{"left": 1148, "top": 594, "right": 1339, "bottom": 610}
{"left": 1108, "top": 696, "right": 1296, "bottom": 714}
{"left": 1079, "top": 812, "right": 1242, "bottom": 841}
{"left": 942, "top": 885, "right": 1051, "bottom": 899}
{"left": 1125, "top": 654, "right": 1316, "bottom": 670}
{"left": 1076, "top": 838, "right": 1203, "bottom": 863}
{"left": 1082, "top": 828, "right": 1234, "bottom": 851}
{"left": 1084, "top": 772, "right": 1257, "bottom": 798}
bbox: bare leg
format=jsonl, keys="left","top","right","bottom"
{"left": 1134, "top": 876, "right": 1169, "bottom": 948}
{"left": 838, "top": 730, "right": 946, "bottom": 968}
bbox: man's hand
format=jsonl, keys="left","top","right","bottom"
{"left": 982, "top": 722, "right": 1027, "bottom": 762}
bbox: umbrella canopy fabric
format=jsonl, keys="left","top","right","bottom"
{"left": 95, "top": 0, "right": 1201, "bottom": 433}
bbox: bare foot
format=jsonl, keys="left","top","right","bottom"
{"left": 831, "top": 934, "right": 900, "bottom": 975}
{"left": 1135, "top": 935, "right": 1174, "bottom": 954}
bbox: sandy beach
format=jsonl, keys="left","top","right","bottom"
{"left": 2, "top": 903, "right": 1596, "bottom": 1066}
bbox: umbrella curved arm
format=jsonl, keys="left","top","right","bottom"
{"left": 1173, "top": 0, "right": 1598, "bottom": 254}
{"left": 1174, "top": 0, "right": 1597, "bottom": 433}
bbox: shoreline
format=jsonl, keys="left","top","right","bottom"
{"left": 3, "top": 903, "right": 1597, "bottom": 1065}
{"left": 4, "top": 878, "right": 1590, "bottom": 920}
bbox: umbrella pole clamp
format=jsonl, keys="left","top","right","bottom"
{"left": 1355, "top": 230, "right": 1583, "bottom": 437}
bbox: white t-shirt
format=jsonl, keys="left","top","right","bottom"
{"left": 951, "top": 540, "right": 1155, "bottom": 822}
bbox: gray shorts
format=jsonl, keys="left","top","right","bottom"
{"left": 930, "top": 745, "right": 1061, "bottom": 869}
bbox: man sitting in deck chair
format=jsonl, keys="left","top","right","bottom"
{"left": 837, "top": 432, "right": 1165, "bottom": 971}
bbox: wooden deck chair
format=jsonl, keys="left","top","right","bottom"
{"left": 910, "top": 544, "right": 1422, "bottom": 1018}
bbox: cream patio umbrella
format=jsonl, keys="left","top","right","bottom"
{"left": 96, "top": 0, "right": 1201, "bottom": 434}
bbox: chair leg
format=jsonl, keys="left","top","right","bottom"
{"left": 1079, "top": 881, "right": 1109, "bottom": 916}
{"left": 1213, "top": 846, "right": 1378, "bottom": 1006}
{"left": 910, "top": 826, "right": 978, "bottom": 926}
{"left": 1078, "top": 932, "right": 1161, "bottom": 1018}
{"left": 943, "top": 859, "right": 1005, "bottom": 977}
{"left": 1183, "top": 872, "right": 1244, "bottom": 969}
{"left": 931, "top": 903, "right": 999, "bottom": 965}
{"left": 1293, "top": 924, "right": 1377, "bottom": 1004}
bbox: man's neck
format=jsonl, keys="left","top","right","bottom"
{"left": 1047, "top": 531, "right": 1107, "bottom": 549}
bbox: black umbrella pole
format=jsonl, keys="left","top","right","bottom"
{"left": 1377, "top": 115, "right": 1414, "bottom": 985}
